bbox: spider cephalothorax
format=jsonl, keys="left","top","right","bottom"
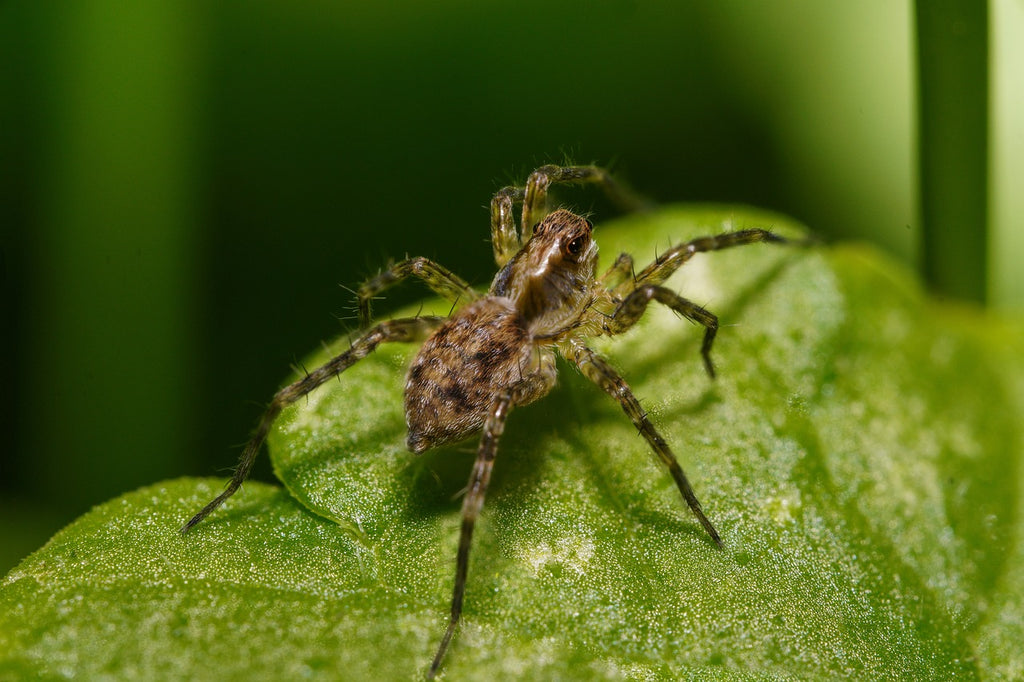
{"left": 182, "top": 164, "right": 793, "bottom": 678}
{"left": 405, "top": 208, "right": 597, "bottom": 454}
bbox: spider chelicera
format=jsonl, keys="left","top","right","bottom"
{"left": 181, "top": 164, "right": 793, "bottom": 677}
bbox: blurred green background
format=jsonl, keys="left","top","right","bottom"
{"left": 1, "top": 0, "right": 1021, "bottom": 574}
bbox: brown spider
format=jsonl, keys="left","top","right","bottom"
{"left": 181, "top": 164, "right": 792, "bottom": 678}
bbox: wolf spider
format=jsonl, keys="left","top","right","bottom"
{"left": 182, "top": 164, "right": 792, "bottom": 677}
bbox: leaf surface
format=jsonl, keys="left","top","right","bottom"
{"left": 2, "top": 206, "right": 1021, "bottom": 680}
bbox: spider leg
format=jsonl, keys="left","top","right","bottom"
{"left": 604, "top": 284, "right": 719, "bottom": 378}
{"left": 490, "top": 164, "right": 649, "bottom": 267}
{"left": 429, "top": 359, "right": 557, "bottom": 679}
{"left": 565, "top": 340, "right": 723, "bottom": 548}
{"left": 427, "top": 391, "right": 509, "bottom": 680}
{"left": 490, "top": 185, "right": 525, "bottom": 267}
{"left": 598, "top": 252, "right": 635, "bottom": 289}
{"left": 181, "top": 315, "right": 444, "bottom": 534}
{"left": 617, "top": 228, "right": 789, "bottom": 297}
{"left": 357, "top": 257, "right": 478, "bottom": 327}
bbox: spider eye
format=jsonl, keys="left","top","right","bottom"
{"left": 565, "top": 235, "right": 587, "bottom": 256}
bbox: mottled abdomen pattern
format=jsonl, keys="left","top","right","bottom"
{"left": 404, "top": 298, "right": 535, "bottom": 453}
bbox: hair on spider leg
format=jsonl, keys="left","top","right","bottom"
{"left": 445, "top": 298, "right": 460, "bottom": 319}
{"left": 330, "top": 310, "right": 356, "bottom": 325}
{"left": 289, "top": 360, "right": 311, "bottom": 380}
{"left": 183, "top": 163, "right": 801, "bottom": 678}
{"left": 332, "top": 294, "right": 365, "bottom": 329}
{"left": 297, "top": 362, "right": 314, "bottom": 403}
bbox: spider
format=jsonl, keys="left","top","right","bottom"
{"left": 181, "top": 164, "right": 793, "bottom": 678}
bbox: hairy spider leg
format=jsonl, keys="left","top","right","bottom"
{"left": 490, "top": 164, "right": 648, "bottom": 267}
{"left": 181, "top": 316, "right": 445, "bottom": 534}
{"left": 520, "top": 165, "right": 651, "bottom": 244}
{"left": 598, "top": 252, "right": 635, "bottom": 289}
{"left": 604, "top": 285, "right": 720, "bottom": 378}
{"left": 428, "top": 358, "right": 558, "bottom": 679}
{"left": 426, "top": 393, "right": 508, "bottom": 680}
{"left": 616, "top": 228, "right": 790, "bottom": 298}
{"left": 489, "top": 185, "right": 524, "bottom": 267}
{"left": 565, "top": 340, "right": 724, "bottom": 548}
{"left": 357, "top": 257, "right": 478, "bottom": 328}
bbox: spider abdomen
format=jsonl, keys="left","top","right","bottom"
{"left": 404, "top": 297, "right": 543, "bottom": 453}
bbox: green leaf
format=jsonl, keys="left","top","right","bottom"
{"left": 2, "top": 207, "right": 1021, "bottom": 680}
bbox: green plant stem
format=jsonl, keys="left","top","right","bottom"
{"left": 915, "top": 0, "right": 989, "bottom": 302}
